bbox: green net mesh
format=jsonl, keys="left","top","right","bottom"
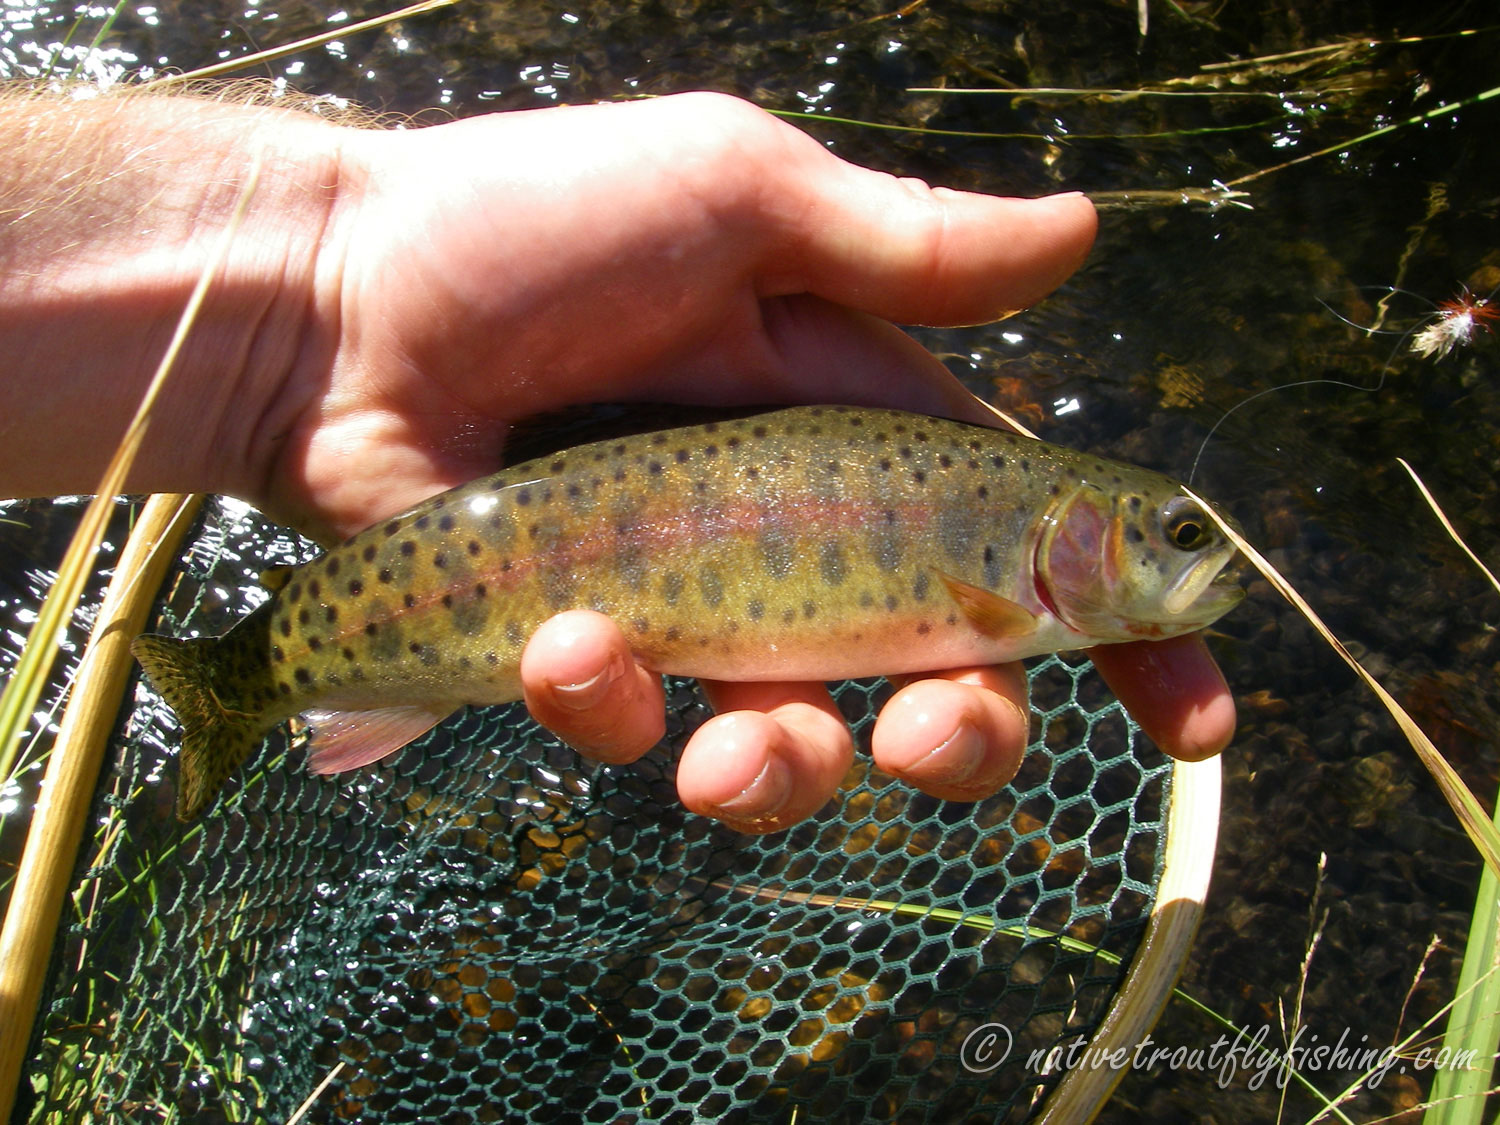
{"left": 20, "top": 496, "right": 1173, "bottom": 1123}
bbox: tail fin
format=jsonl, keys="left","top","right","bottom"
{"left": 131, "top": 633, "right": 265, "bottom": 820}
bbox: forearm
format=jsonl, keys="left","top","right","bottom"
{"left": 0, "top": 87, "right": 350, "bottom": 501}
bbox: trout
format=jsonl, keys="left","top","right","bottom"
{"left": 133, "top": 405, "right": 1244, "bottom": 819}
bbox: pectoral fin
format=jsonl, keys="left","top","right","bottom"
{"left": 935, "top": 571, "right": 1039, "bottom": 639}
{"left": 301, "top": 704, "right": 455, "bottom": 774}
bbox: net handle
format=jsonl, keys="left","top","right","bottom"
{"left": 1037, "top": 752, "right": 1223, "bottom": 1123}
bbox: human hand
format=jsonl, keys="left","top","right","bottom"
{"left": 264, "top": 92, "right": 1231, "bottom": 832}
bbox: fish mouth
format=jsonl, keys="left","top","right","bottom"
{"left": 1161, "top": 546, "right": 1246, "bottom": 624}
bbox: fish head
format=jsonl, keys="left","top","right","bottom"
{"left": 1035, "top": 472, "right": 1244, "bottom": 643}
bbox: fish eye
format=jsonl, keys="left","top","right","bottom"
{"left": 1161, "top": 497, "right": 1213, "bottom": 552}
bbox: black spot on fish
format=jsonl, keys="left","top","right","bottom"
{"left": 1049, "top": 484, "right": 1060, "bottom": 496}
{"left": 803, "top": 600, "right": 816, "bottom": 619}
{"left": 665, "top": 626, "right": 681, "bottom": 642}
{"left": 400, "top": 541, "right": 415, "bottom": 557}
{"left": 885, "top": 595, "right": 899, "bottom": 612}
{"left": 913, "top": 572, "right": 930, "bottom": 601}
{"left": 782, "top": 607, "right": 795, "bottom": 625}
{"left": 468, "top": 540, "right": 481, "bottom": 556}
{"left": 916, "top": 431, "right": 929, "bottom": 443}
{"left": 516, "top": 489, "right": 531, "bottom": 506}
{"left": 272, "top": 646, "right": 284, "bottom": 662}
{"left": 382, "top": 520, "right": 401, "bottom": 537}
{"left": 433, "top": 553, "right": 447, "bottom": 568}
{"left": 632, "top": 617, "right": 649, "bottom": 633}
{"left": 983, "top": 544, "right": 1003, "bottom": 587}
{"left": 1127, "top": 526, "right": 1145, "bottom": 543}
{"left": 297, "top": 608, "right": 310, "bottom": 626}
{"left": 342, "top": 647, "right": 355, "bottom": 661}
{"left": 648, "top": 460, "right": 662, "bottom": 475}
{"left": 880, "top": 459, "right": 892, "bottom": 471}
{"left": 652, "top": 433, "right": 667, "bottom": 446}
{"left": 442, "top": 594, "right": 453, "bottom": 608}
{"left": 727, "top": 436, "right": 741, "bottom": 449}
{"left": 278, "top": 682, "right": 292, "bottom": 697}
{"left": 438, "top": 515, "right": 455, "bottom": 532}
{"left": 404, "top": 594, "right": 416, "bottom": 608}
{"left": 308, "top": 580, "right": 321, "bottom": 599}
{"left": 484, "top": 652, "right": 499, "bottom": 665}
{"left": 475, "top": 584, "right": 487, "bottom": 598}
{"left": 899, "top": 446, "right": 912, "bottom": 459}
{"left": 325, "top": 606, "right": 338, "bottom": 623}
{"left": 992, "top": 455, "right": 1005, "bottom": 469}
{"left": 1129, "top": 495, "right": 1143, "bottom": 512}
{"left": 913, "top": 470, "right": 926, "bottom": 483}
{"left": 977, "top": 485, "right": 989, "bottom": 499}
{"left": 415, "top": 516, "right": 430, "bottom": 530}
{"left": 364, "top": 623, "right": 378, "bottom": 636}
{"left": 746, "top": 466, "right": 759, "bottom": 479}
{"left": 287, "top": 583, "right": 302, "bottom": 602}
{"left": 938, "top": 454, "right": 952, "bottom": 468}
{"left": 917, "top": 622, "right": 931, "bottom": 635}
{"left": 362, "top": 545, "right": 377, "bottom": 562}
{"left": 378, "top": 568, "right": 392, "bottom": 584}
{"left": 675, "top": 448, "right": 689, "bottom": 463}
{"left": 551, "top": 459, "right": 566, "bottom": 472}
{"left": 747, "top": 599, "right": 764, "bottom": 621}
{"left": 752, "top": 424, "right": 768, "bottom": 438}
{"left": 613, "top": 468, "right": 627, "bottom": 483}
{"left": 347, "top": 578, "right": 363, "bottom": 596}
{"left": 860, "top": 591, "right": 875, "bottom": 608}
{"left": 704, "top": 444, "right": 719, "bottom": 457}
{"left": 1020, "top": 459, "right": 1031, "bottom": 473}
{"left": 307, "top": 637, "right": 322, "bottom": 651}
{"left": 294, "top": 667, "right": 312, "bottom": 685}
{"left": 326, "top": 557, "right": 341, "bottom": 577}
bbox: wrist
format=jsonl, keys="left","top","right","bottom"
{"left": 0, "top": 89, "right": 354, "bottom": 506}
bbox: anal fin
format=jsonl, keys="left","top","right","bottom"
{"left": 301, "top": 704, "right": 456, "bottom": 774}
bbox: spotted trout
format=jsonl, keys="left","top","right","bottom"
{"left": 133, "top": 405, "right": 1243, "bottom": 819}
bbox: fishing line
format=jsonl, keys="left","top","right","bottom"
{"left": 1185, "top": 283, "right": 1495, "bottom": 487}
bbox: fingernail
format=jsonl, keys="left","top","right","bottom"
{"left": 914, "top": 721, "right": 986, "bottom": 785}
{"left": 713, "top": 756, "right": 793, "bottom": 819}
{"left": 550, "top": 652, "right": 625, "bottom": 711}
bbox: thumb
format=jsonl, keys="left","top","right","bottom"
{"left": 751, "top": 140, "right": 1097, "bottom": 325}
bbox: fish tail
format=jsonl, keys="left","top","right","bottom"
{"left": 131, "top": 632, "right": 266, "bottom": 821}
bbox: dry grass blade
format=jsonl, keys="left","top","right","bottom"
{"left": 1183, "top": 488, "right": 1500, "bottom": 878}
{"left": 286, "top": 1061, "right": 349, "bottom": 1124}
{"left": 143, "top": 0, "right": 459, "bottom": 89}
{"left": 1398, "top": 458, "right": 1500, "bottom": 596}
